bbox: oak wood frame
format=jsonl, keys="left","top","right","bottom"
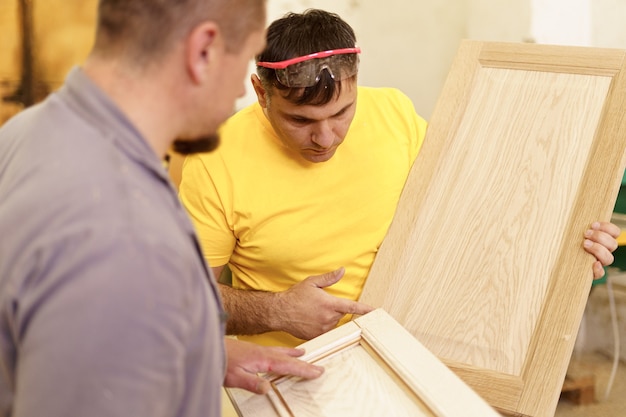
{"left": 360, "top": 40, "right": 626, "bottom": 417}
{"left": 226, "top": 309, "right": 500, "bottom": 417}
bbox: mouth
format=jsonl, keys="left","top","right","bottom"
{"left": 302, "top": 147, "right": 337, "bottom": 162}
{"left": 310, "top": 149, "right": 332, "bottom": 155}
{"left": 306, "top": 146, "right": 335, "bottom": 155}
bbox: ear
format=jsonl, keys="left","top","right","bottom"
{"left": 186, "top": 21, "right": 221, "bottom": 84}
{"left": 251, "top": 74, "right": 269, "bottom": 108}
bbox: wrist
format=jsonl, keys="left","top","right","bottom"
{"left": 268, "top": 290, "right": 286, "bottom": 332}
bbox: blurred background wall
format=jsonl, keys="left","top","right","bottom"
{"left": 0, "top": 0, "right": 96, "bottom": 124}
{"left": 2, "top": 0, "right": 626, "bottom": 124}
{"left": 254, "top": 0, "right": 626, "bottom": 118}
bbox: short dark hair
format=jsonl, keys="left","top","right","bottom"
{"left": 256, "top": 9, "right": 358, "bottom": 105}
{"left": 94, "top": 0, "right": 266, "bottom": 64}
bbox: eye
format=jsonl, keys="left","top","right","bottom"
{"left": 333, "top": 108, "right": 347, "bottom": 118}
{"left": 290, "top": 116, "right": 311, "bottom": 124}
{"left": 333, "top": 103, "right": 354, "bottom": 118}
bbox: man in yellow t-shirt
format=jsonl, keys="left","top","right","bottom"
{"left": 179, "top": 9, "right": 620, "bottom": 348}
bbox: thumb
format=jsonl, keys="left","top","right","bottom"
{"left": 254, "top": 378, "right": 272, "bottom": 395}
{"left": 308, "top": 267, "right": 345, "bottom": 289}
{"left": 227, "top": 369, "right": 272, "bottom": 394}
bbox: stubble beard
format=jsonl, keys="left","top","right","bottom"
{"left": 171, "top": 134, "right": 221, "bottom": 155}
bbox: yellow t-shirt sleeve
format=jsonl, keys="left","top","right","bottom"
{"left": 385, "top": 88, "right": 428, "bottom": 164}
{"left": 178, "top": 153, "right": 235, "bottom": 267}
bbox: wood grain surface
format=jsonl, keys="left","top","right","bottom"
{"left": 360, "top": 40, "right": 626, "bottom": 417}
{"left": 227, "top": 309, "right": 500, "bottom": 417}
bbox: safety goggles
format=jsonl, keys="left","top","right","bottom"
{"left": 257, "top": 47, "right": 361, "bottom": 88}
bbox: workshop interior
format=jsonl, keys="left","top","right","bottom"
{"left": 2, "top": 1, "right": 626, "bottom": 416}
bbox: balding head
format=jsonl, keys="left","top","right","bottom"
{"left": 93, "top": 0, "right": 266, "bottom": 65}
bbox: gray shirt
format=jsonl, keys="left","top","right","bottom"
{"left": 0, "top": 68, "right": 226, "bottom": 417}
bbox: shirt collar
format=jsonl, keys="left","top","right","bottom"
{"left": 58, "top": 67, "right": 171, "bottom": 185}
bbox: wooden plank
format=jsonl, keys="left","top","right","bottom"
{"left": 479, "top": 41, "right": 624, "bottom": 75}
{"left": 359, "top": 40, "right": 626, "bottom": 417}
{"left": 226, "top": 309, "right": 500, "bottom": 417}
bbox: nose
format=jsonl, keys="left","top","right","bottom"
{"left": 311, "top": 120, "right": 334, "bottom": 148}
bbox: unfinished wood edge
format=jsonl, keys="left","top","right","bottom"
{"left": 264, "top": 322, "right": 361, "bottom": 387}
{"left": 225, "top": 324, "right": 363, "bottom": 415}
{"left": 356, "top": 310, "right": 501, "bottom": 417}
{"left": 478, "top": 41, "right": 626, "bottom": 71}
{"left": 426, "top": 39, "right": 483, "bottom": 153}
{"left": 265, "top": 386, "right": 295, "bottom": 417}
{"left": 515, "top": 58, "right": 626, "bottom": 417}
{"left": 601, "top": 62, "right": 626, "bottom": 186}
{"left": 442, "top": 360, "right": 523, "bottom": 413}
{"left": 225, "top": 385, "right": 271, "bottom": 416}
{"left": 228, "top": 310, "right": 500, "bottom": 416}
{"left": 477, "top": 61, "right": 620, "bottom": 77}
{"left": 293, "top": 321, "right": 361, "bottom": 362}
{"left": 268, "top": 324, "right": 361, "bottom": 386}
{"left": 515, "top": 184, "right": 606, "bottom": 417}
{"left": 224, "top": 387, "right": 246, "bottom": 417}
{"left": 475, "top": 40, "right": 625, "bottom": 76}
{"left": 360, "top": 40, "right": 483, "bottom": 308}
{"left": 513, "top": 231, "right": 598, "bottom": 409}
{"left": 516, "top": 220, "right": 609, "bottom": 416}
{"left": 515, "top": 262, "right": 591, "bottom": 416}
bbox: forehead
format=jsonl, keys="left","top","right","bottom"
{"left": 272, "top": 82, "right": 357, "bottom": 118}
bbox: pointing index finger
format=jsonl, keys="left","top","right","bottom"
{"left": 333, "top": 298, "right": 374, "bottom": 316}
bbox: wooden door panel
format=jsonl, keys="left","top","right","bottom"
{"left": 227, "top": 309, "right": 500, "bottom": 417}
{"left": 360, "top": 41, "right": 626, "bottom": 417}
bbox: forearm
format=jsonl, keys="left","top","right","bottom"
{"left": 219, "top": 283, "right": 282, "bottom": 335}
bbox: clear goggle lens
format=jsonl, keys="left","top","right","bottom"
{"left": 257, "top": 47, "right": 361, "bottom": 88}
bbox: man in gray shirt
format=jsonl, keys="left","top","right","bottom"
{"left": 0, "top": 1, "right": 322, "bottom": 416}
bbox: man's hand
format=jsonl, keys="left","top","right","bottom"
{"left": 223, "top": 338, "right": 324, "bottom": 394}
{"left": 275, "top": 267, "right": 374, "bottom": 340}
{"left": 584, "top": 221, "right": 620, "bottom": 279}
